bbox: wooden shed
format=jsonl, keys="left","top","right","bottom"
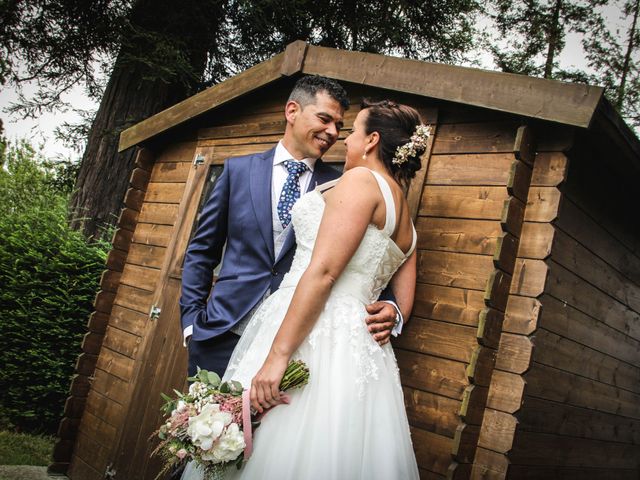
{"left": 52, "top": 41, "right": 640, "bottom": 479}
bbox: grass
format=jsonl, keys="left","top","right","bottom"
{"left": 0, "top": 431, "right": 53, "bottom": 465}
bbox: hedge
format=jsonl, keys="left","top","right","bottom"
{"left": 0, "top": 139, "right": 109, "bottom": 433}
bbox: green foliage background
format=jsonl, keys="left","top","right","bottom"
{"left": 0, "top": 138, "right": 108, "bottom": 434}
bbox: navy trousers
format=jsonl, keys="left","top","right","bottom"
{"left": 187, "top": 330, "right": 241, "bottom": 378}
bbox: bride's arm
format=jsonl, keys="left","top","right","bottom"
{"left": 389, "top": 249, "right": 417, "bottom": 321}
{"left": 250, "top": 167, "right": 380, "bottom": 412}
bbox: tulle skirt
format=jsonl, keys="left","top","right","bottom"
{"left": 184, "top": 286, "right": 419, "bottom": 480}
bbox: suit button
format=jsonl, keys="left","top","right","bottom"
{"left": 271, "top": 268, "right": 278, "bottom": 276}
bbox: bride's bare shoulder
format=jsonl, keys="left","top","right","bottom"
{"left": 335, "top": 167, "right": 377, "bottom": 189}
{"left": 323, "top": 167, "right": 380, "bottom": 207}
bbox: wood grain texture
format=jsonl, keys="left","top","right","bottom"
{"left": 524, "top": 187, "right": 562, "bottom": 222}
{"left": 517, "top": 395, "right": 640, "bottom": 445}
{"left": 471, "top": 447, "right": 509, "bottom": 479}
{"left": 517, "top": 222, "right": 555, "bottom": 259}
{"left": 149, "top": 161, "right": 191, "bottom": 183}
{"left": 506, "top": 465, "right": 638, "bottom": 480}
{"left": 411, "top": 427, "right": 454, "bottom": 475}
{"left": 102, "top": 326, "right": 142, "bottom": 360}
{"left": 510, "top": 259, "right": 548, "bottom": 297}
{"left": 419, "top": 186, "right": 509, "bottom": 219}
{"left": 411, "top": 283, "right": 485, "bottom": 327}
{"left": 531, "top": 152, "right": 569, "bottom": 186}
{"left": 532, "top": 328, "right": 640, "bottom": 393}
{"left": 525, "top": 362, "right": 640, "bottom": 419}
{"left": 556, "top": 198, "right": 640, "bottom": 286}
{"left": 126, "top": 243, "right": 166, "bottom": 269}
{"left": 91, "top": 367, "right": 129, "bottom": 406}
{"left": 477, "top": 408, "right": 518, "bottom": 453}
{"left": 302, "top": 44, "right": 602, "bottom": 128}
{"left": 486, "top": 370, "right": 525, "bottom": 413}
{"left": 403, "top": 386, "right": 460, "bottom": 438}
{"left": 131, "top": 223, "right": 173, "bottom": 247}
{"left": 394, "top": 317, "right": 477, "bottom": 362}
{"left": 503, "top": 295, "right": 541, "bottom": 335}
{"left": 418, "top": 250, "right": 494, "bottom": 291}
{"left": 397, "top": 350, "right": 469, "bottom": 400}
{"left": 509, "top": 430, "right": 640, "bottom": 469}
{"left": 426, "top": 153, "right": 513, "bottom": 185}
{"left": 552, "top": 228, "right": 640, "bottom": 313}
{"left": 546, "top": 260, "right": 640, "bottom": 341}
{"left": 494, "top": 333, "right": 534, "bottom": 374}
{"left": 416, "top": 217, "right": 503, "bottom": 255}
{"left": 538, "top": 294, "right": 640, "bottom": 366}
{"left": 144, "top": 182, "right": 185, "bottom": 204}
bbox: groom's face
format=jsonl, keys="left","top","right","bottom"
{"left": 283, "top": 91, "right": 344, "bottom": 159}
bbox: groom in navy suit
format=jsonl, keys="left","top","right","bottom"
{"left": 180, "top": 76, "right": 402, "bottom": 377}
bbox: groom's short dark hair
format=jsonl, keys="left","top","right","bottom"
{"left": 288, "top": 75, "right": 349, "bottom": 110}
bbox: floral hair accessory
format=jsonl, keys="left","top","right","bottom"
{"left": 392, "top": 124, "right": 431, "bottom": 165}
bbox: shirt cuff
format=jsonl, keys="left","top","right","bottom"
{"left": 183, "top": 325, "right": 193, "bottom": 347}
{"left": 382, "top": 300, "right": 404, "bottom": 337}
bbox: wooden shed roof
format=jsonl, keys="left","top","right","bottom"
{"left": 118, "top": 41, "right": 639, "bottom": 171}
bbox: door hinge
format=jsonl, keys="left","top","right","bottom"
{"left": 193, "top": 154, "right": 205, "bottom": 166}
{"left": 105, "top": 464, "right": 116, "bottom": 479}
{"left": 150, "top": 305, "right": 162, "bottom": 321}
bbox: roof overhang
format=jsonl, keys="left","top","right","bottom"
{"left": 119, "top": 41, "right": 611, "bottom": 152}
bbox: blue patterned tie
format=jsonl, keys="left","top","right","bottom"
{"left": 277, "top": 160, "right": 308, "bottom": 228}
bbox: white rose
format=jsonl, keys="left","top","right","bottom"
{"left": 200, "top": 423, "right": 246, "bottom": 463}
{"left": 189, "top": 382, "right": 205, "bottom": 398}
{"left": 186, "top": 403, "right": 232, "bottom": 451}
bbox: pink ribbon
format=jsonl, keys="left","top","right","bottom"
{"left": 241, "top": 389, "right": 291, "bottom": 460}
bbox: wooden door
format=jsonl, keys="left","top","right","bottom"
{"left": 109, "top": 142, "right": 224, "bottom": 479}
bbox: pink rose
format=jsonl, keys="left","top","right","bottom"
{"left": 176, "top": 448, "right": 187, "bottom": 459}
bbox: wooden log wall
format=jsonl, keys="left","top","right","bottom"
{"left": 391, "top": 101, "right": 545, "bottom": 478}
{"left": 50, "top": 149, "right": 154, "bottom": 475}
{"left": 62, "top": 142, "right": 196, "bottom": 480}
{"left": 472, "top": 126, "right": 640, "bottom": 478}
{"left": 471, "top": 133, "right": 566, "bottom": 478}
{"left": 505, "top": 141, "right": 640, "bottom": 478}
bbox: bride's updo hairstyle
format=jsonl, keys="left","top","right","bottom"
{"left": 361, "top": 99, "right": 426, "bottom": 187}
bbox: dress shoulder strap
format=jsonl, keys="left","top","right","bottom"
{"left": 314, "top": 178, "right": 340, "bottom": 192}
{"left": 406, "top": 223, "right": 417, "bottom": 258}
{"left": 368, "top": 170, "right": 396, "bottom": 237}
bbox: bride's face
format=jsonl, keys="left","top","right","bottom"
{"left": 344, "top": 109, "right": 370, "bottom": 170}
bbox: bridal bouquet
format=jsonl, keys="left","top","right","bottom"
{"left": 153, "top": 360, "right": 310, "bottom": 479}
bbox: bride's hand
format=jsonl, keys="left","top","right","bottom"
{"left": 250, "top": 352, "right": 289, "bottom": 413}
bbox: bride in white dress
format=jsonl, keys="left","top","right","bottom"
{"left": 184, "top": 100, "right": 425, "bottom": 480}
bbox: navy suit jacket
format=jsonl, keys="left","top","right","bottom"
{"left": 180, "top": 147, "right": 342, "bottom": 341}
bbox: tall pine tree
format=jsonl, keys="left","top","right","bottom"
{"left": 489, "top": 0, "right": 608, "bottom": 78}
{"left": 583, "top": 0, "right": 640, "bottom": 127}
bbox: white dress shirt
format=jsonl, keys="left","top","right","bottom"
{"left": 271, "top": 141, "right": 317, "bottom": 258}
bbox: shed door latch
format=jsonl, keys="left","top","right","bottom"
{"left": 105, "top": 464, "right": 116, "bottom": 479}
{"left": 150, "top": 305, "right": 162, "bottom": 321}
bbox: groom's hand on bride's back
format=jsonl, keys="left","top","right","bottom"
{"left": 365, "top": 301, "right": 396, "bottom": 346}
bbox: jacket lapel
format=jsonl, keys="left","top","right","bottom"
{"left": 275, "top": 159, "right": 341, "bottom": 264}
{"left": 250, "top": 147, "right": 276, "bottom": 261}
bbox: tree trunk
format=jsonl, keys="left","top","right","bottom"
{"left": 69, "top": 0, "right": 219, "bottom": 240}
{"left": 616, "top": 0, "right": 639, "bottom": 109}
{"left": 68, "top": 59, "right": 185, "bottom": 240}
{"left": 544, "top": 0, "right": 563, "bottom": 78}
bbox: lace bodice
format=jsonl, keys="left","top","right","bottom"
{"left": 279, "top": 170, "right": 415, "bottom": 304}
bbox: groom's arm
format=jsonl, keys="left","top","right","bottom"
{"left": 179, "top": 161, "right": 231, "bottom": 344}
{"left": 366, "top": 249, "right": 417, "bottom": 344}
